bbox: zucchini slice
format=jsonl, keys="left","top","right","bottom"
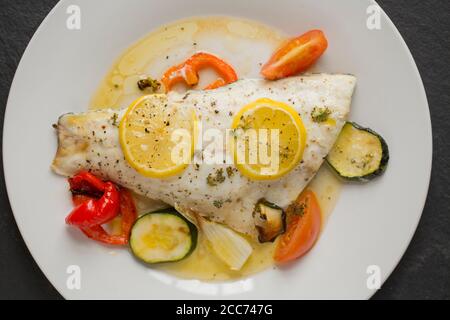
{"left": 130, "top": 211, "right": 197, "bottom": 264}
{"left": 327, "top": 122, "right": 389, "bottom": 182}
{"left": 253, "top": 199, "right": 285, "bottom": 243}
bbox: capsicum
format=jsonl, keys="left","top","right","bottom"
{"left": 66, "top": 171, "right": 120, "bottom": 228}
{"left": 69, "top": 173, "right": 137, "bottom": 245}
{"left": 161, "top": 52, "right": 238, "bottom": 92}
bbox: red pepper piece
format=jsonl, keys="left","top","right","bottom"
{"left": 80, "top": 225, "right": 128, "bottom": 246}
{"left": 65, "top": 172, "right": 120, "bottom": 228}
{"left": 118, "top": 188, "right": 138, "bottom": 240}
{"left": 69, "top": 171, "right": 106, "bottom": 197}
{"left": 161, "top": 52, "right": 238, "bottom": 92}
{"left": 71, "top": 187, "right": 137, "bottom": 245}
{"left": 72, "top": 194, "right": 96, "bottom": 206}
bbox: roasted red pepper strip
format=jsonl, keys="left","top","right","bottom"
{"left": 72, "top": 194, "right": 96, "bottom": 206}
{"left": 161, "top": 52, "right": 238, "bottom": 92}
{"left": 69, "top": 171, "right": 106, "bottom": 197}
{"left": 118, "top": 188, "right": 138, "bottom": 240}
{"left": 71, "top": 188, "right": 137, "bottom": 245}
{"left": 203, "top": 78, "right": 226, "bottom": 90}
{"left": 65, "top": 172, "right": 120, "bottom": 228}
{"left": 80, "top": 225, "right": 128, "bottom": 246}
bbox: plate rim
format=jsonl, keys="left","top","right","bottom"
{"left": 2, "top": 0, "right": 432, "bottom": 300}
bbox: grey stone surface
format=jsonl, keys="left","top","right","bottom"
{"left": 0, "top": 0, "right": 448, "bottom": 300}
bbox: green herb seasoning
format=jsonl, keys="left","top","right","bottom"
{"left": 111, "top": 113, "right": 119, "bottom": 126}
{"left": 137, "top": 77, "right": 161, "bottom": 92}
{"left": 207, "top": 168, "right": 226, "bottom": 186}
{"left": 212, "top": 198, "right": 232, "bottom": 209}
{"left": 226, "top": 166, "right": 235, "bottom": 178}
{"left": 291, "top": 202, "right": 307, "bottom": 216}
{"left": 213, "top": 200, "right": 224, "bottom": 208}
{"left": 311, "top": 107, "right": 331, "bottom": 123}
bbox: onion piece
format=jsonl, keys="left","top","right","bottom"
{"left": 173, "top": 203, "right": 198, "bottom": 226}
{"left": 198, "top": 216, "right": 253, "bottom": 270}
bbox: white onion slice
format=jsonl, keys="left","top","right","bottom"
{"left": 198, "top": 217, "right": 253, "bottom": 271}
{"left": 173, "top": 203, "right": 198, "bottom": 225}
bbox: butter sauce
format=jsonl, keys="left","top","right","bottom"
{"left": 90, "top": 16, "right": 284, "bottom": 110}
{"left": 154, "top": 166, "right": 341, "bottom": 281}
{"left": 89, "top": 16, "right": 341, "bottom": 280}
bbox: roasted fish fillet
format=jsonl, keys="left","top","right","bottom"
{"left": 52, "top": 74, "right": 356, "bottom": 239}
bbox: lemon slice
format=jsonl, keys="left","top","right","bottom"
{"left": 230, "top": 98, "right": 306, "bottom": 180}
{"left": 119, "top": 95, "right": 197, "bottom": 178}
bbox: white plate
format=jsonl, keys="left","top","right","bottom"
{"left": 3, "top": 0, "right": 431, "bottom": 299}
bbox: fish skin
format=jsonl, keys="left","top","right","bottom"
{"left": 52, "top": 74, "right": 356, "bottom": 239}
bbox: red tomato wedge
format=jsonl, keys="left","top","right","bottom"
{"left": 261, "top": 30, "right": 328, "bottom": 80}
{"left": 274, "top": 190, "right": 322, "bottom": 264}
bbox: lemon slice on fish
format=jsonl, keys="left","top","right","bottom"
{"left": 231, "top": 98, "right": 307, "bottom": 180}
{"left": 120, "top": 95, "right": 197, "bottom": 178}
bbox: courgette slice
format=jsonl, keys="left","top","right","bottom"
{"left": 327, "top": 122, "right": 389, "bottom": 182}
{"left": 253, "top": 199, "right": 285, "bottom": 243}
{"left": 130, "top": 211, "right": 197, "bottom": 264}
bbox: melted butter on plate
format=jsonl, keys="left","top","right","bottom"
{"left": 90, "top": 16, "right": 342, "bottom": 281}
{"left": 90, "top": 16, "right": 284, "bottom": 110}
{"left": 155, "top": 166, "right": 341, "bottom": 281}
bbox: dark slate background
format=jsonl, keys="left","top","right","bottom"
{"left": 0, "top": 0, "right": 448, "bottom": 300}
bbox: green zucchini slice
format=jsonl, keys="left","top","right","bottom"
{"left": 327, "top": 122, "right": 389, "bottom": 182}
{"left": 130, "top": 211, "right": 197, "bottom": 264}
